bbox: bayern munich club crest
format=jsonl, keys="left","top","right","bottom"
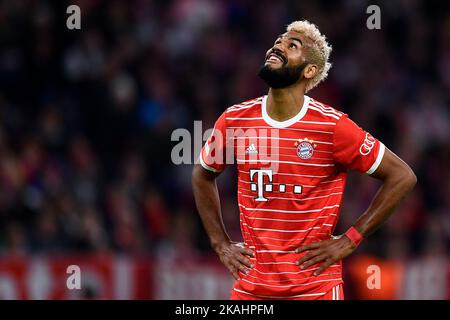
{"left": 295, "top": 138, "right": 316, "bottom": 159}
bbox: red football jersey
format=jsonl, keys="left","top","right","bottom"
{"left": 199, "top": 95, "right": 385, "bottom": 299}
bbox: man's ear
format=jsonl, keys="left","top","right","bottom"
{"left": 303, "top": 64, "right": 318, "bottom": 80}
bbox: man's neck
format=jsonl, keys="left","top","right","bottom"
{"left": 266, "top": 85, "right": 306, "bottom": 121}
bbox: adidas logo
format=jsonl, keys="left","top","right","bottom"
{"left": 246, "top": 143, "right": 258, "bottom": 155}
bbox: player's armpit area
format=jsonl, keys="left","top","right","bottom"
{"left": 368, "top": 147, "right": 416, "bottom": 184}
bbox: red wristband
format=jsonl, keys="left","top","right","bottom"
{"left": 345, "top": 227, "right": 364, "bottom": 246}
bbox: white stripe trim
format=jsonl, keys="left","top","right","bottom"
{"left": 238, "top": 179, "right": 316, "bottom": 187}
{"left": 366, "top": 142, "right": 386, "bottom": 175}
{"left": 236, "top": 97, "right": 262, "bottom": 105}
{"left": 251, "top": 265, "right": 340, "bottom": 275}
{"left": 233, "top": 288, "right": 326, "bottom": 299}
{"left": 298, "top": 120, "right": 336, "bottom": 125}
{"left": 298, "top": 192, "right": 342, "bottom": 201}
{"left": 241, "top": 233, "right": 317, "bottom": 242}
{"left": 242, "top": 234, "right": 326, "bottom": 243}
{"left": 311, "top": 101, "right": 343, "bottom": 117}
{"left": 247, "top": 225, "right": 322, "bottom": 233}
{"left": 262, "top": 95, "right": 310, "bottom": 128}
{"left": 227, "top": 117, "right": 337, "bottom": 125}
{"left": 246, "top": 242, "right": 295, "bottom": 248}
{"left": 233, "top": 136, "right": 333, "bottom": 145}
{"left": 238, "top": 192, "right": 343, "bottom": 202}
{"left": 242, "top": 214, "right": 321, "bottom": 223}
{"left": 236, "top": 153, "right": 333, "bottom": 161}
{"left": 309, "top": 101, "right": 343, "bottom": 117}
{"left": 226, "top": 105, "right": 258, "bottom": 113}
{"left": 249, "top": 146, "right": 332, "bottom": 153}
{"left": 226, "top": 117, "right": 263, "bottom": 120}
{"left": 228, "top": 126, "right": 333, "bottom": 134}
{"left": 319, "top": 179, "right": 342, "bottom": 184}
{"left": 242, "top": 97, "right": 263, "bottom": 104}
{"left": 236, "top": 159, "right": 334, "bottom": 167}
{"left": 198, "top": 155, "right": 221, "bottom": 173}
{"left": 238, "top": 169, "right": 329, "bottom": 178}
{"left": 309, "top": 187, "right": 343, "bottom": 194}
{"left": 241, "top": 277, "right": 342, "bottom": 288}
{"left": 245, "top": 272, "right": 341, "bottom": 283}
{"left": 309, "top": 106, "right": 340, "bottom": 120}
{"left": 239, "top": 203, "right": 340, "bottom": 214}
{"left": 239, "top": 98, "right": 263, "bottom": 106}
{"left": 226, "top": 101, "right": 261, "bottom": 112}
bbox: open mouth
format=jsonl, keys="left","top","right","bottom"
{"left": 266, "top": 52, "right": 286, "bottom": 64}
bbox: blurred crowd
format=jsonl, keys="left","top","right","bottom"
{"left": 0, "top": 0, "right": 449, "bottom": 268}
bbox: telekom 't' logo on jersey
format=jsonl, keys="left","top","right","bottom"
{"left": 249, "top": 169, "right": 302, "bottom": 202}
{"left": 359, "top": 133, "right": 376, "bottom": 156}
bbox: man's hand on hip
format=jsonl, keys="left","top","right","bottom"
{"left": 295, "top": 235, "right": 357, "bottom": 276}
{"left": 214, "top": 241, "right": 255, "bottom": 280}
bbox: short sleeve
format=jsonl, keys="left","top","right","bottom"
{"left": 333, "top": 114, "right": 385, "bottom": 174}
{"left": 199, "top": 112, "right": 229, "bottom": 173}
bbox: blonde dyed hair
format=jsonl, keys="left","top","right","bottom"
{"left": 286, "top": 20, "right": 332, "bottom": 92}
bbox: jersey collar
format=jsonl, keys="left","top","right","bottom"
{"left": 261, "top": 95, "right": 310, "bottom": 128}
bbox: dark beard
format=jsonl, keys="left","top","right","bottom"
{"left": 258, "top": 62, "right": 307, "bottom": 89}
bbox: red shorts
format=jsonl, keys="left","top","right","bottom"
{"left": 230, "top": 284, "right": 344, "bottom": 300}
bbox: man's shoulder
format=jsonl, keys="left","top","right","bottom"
{"left": 307, "top": 96, "right": 346, "bottom": 122}
{"left": 224, "top": 96, "right": 264, "bottom": 116}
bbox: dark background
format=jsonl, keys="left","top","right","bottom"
{"left": 0, "top": 0, "right": 449, "bottom": 299}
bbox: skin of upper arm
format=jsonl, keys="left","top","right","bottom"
{"left": 192, "top": 163, "right": 221, "bottom": 183}
{"left": 369, "top": 147, "right": 417, "bottom": 184}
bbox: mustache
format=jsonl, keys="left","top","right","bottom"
{"left": 266, "top": 49, "right": 287, "bottom": 64}
{"left": 258, "top": 61, "right": 308, "bottom": 89}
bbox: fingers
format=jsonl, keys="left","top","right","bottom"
{"left": 238, "top": 247, "right": 255, "bottom": 257}
{"left": 299, "top": 254, "right": 327, "bottom": 269}
{"left": 232, "top": 246, "right": 255, "bottom": 269}
{"left": 225, "top": 261, "right": 244, "bottom": 280}
{"left": 228, "top": 265, "right": 240, "bottom": 280}
{"left": 235, "top": 261, "right": 250, "bottom": 275}
{"left": 223, "top": 246, "right": 255, "bottom": 280}
{"left": 294, "top": 237, "right": 347, "bottom": 276}
{"left": 229, "top": 260, "right": 250, "bottom": 279}
{"left": 295, "top": 241, "right": 321, "bottom": 253}
{"left": 314, "top": 258, "right": 335, "bottom": 276}
{"left": 296, "top": 250, "right": 321, "bottom": 266}
{"left": 236, "top": 253, "right": 254, "bottom": 269}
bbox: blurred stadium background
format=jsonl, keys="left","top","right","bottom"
{"left": 0, "top": 0, "right": 449, "bottom": 299}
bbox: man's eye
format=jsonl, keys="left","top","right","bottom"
{"left": 289, "top": 43, "right": 297, "bottom": 49}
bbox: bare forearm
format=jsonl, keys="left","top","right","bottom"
{"left": 353, "top": 164, "right": 417, "bottom": 238}
{"left": 192, "top": 164, "right": 230, "bottom": 249}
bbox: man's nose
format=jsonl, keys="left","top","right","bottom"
{"left": 272, "top": 42, "right": 286, "bottom": 54}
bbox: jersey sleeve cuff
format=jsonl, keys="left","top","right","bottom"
{"left": 366, "top": 142, "right": 385, "bottom": 175}
{"left": 199, "top": 154, "right": 221, "bottom": 173}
